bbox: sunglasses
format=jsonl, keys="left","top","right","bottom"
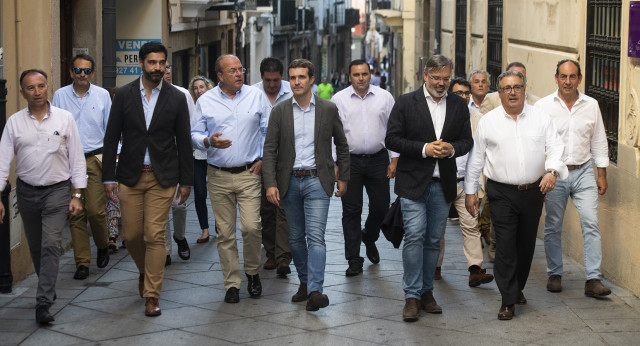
{"left": 73, "top": 68, "right": 93, "bottom": 75}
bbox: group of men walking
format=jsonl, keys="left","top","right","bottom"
{"left": 0, "top": 40, "right": 611, "bottom": 325}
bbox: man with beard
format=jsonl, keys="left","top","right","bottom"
{"left": 331, "top": 59, "right": 397, "bottom": 276}
{"left": 52, "top": 54, "right": 111, "bottom": 280}
{"left": 385, "top": 55, "right": 473, "bottom": 322}
{"left": 103, "top": 41, "right": 193, "bottom": 317}
{"left": 191, "top": 55, "right": 268, "bottom": 304}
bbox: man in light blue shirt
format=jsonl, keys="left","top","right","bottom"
{"left": 191, "top": 54, "right": 268, "bottom": 304}
{"left": 252, "top": 57, "right": 293, "bottom": 275}
{"left": 52, "top": 53, "right": 111, "bottom": 280}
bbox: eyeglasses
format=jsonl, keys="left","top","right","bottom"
{"left": 427, "top": 73, "right": 451, "bottom": 83}
{"left": 453, "top": 90, "right": 471, "bottom": 96}
{"left": 226, "top": 68, "right": 246, "bottom": 75}
{"left": 557, "top": 74, "right": 579, "bottom": 81}
{"left": 499, "top": 85, "right": 525, "bottom": 93}
{"left": 73, "top": 68, "right": 93, "bottom": 75}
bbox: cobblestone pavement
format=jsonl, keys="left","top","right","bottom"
{"left": 1, "top": 188, "right": 640, "bottom": 345}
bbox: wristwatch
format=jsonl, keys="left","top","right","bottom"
{"left": 545, "top": 170, "right": 559, "bottom": 178}
{"left": 72, "top": 193, "right": 83, "bottom": 200}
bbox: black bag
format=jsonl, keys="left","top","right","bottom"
{"left": 381, "top": 197, "right": 404, "bottom": 249}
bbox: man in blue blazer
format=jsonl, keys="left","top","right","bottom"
{"left": 385, "top": 55, "right": 473, "bottom": 322}
{"left": 102, "top": 42, "right": 193, "bottom": 317}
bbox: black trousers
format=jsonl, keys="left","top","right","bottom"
{"left": 341, "top": 150, "right": 390, "bottom": 264}
{"left": 487, "top": 179, "right": 544, "bottom": 305}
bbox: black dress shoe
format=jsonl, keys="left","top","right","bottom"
{"left": 96, "top": 247, "right": 110, "bottom": 268}
{"left": 246, "top": 273, "right": 262, "bottom": 298}
{"left": 35, "top": 305, "right": 54, "bottom": 324}
{"left": 498, "top": 304, "right": 515, "bottom": 320}
{"left": 345, "top": 261, "right": 363, "bottom": 277}
{"left": 364, "top": 241, "right": 380, "bottom": 264}
{"left": 165, "top": 255, "right": 172, "bottom": 267}
{"left": 73, "top": 265, "right": 89, "bottom": 280}
{"left": 173, "top": 236, "right": 191, "bottom": 260}
{"left": 224, "top": 287, "right": 240, "bottom": 303}
{"left": 516, "top": 291, "right": 527, "bottom": 305}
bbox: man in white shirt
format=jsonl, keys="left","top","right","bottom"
{"left": 252, "top": 57, "right": 293, "bottom": 275}
{"left": 536, "top": 59, "right": 611, "bottom": 297}
{"left": 465, "top": 70, "right": 567, "bottom": 320}
{"left": 0, "top": 69, "right": 87, "bottom": 324}
{"left": 331, "top": 59, "right": 397, "bottom": 277}
{"left": 467, "top": 69, "right": 490, "bottom": 112}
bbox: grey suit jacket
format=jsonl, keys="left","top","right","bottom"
{"left": 263, "top": 96, "right": 350, "bottom": 197}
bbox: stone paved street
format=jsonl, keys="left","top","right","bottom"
{"left": 1, "top": 188, "right": 640, "bottom": 345}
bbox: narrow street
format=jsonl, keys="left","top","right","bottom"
{"left": 1, "top": 188, "right": 639, "bottom": 345}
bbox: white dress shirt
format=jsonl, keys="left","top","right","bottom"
{"left": 330, "top": 84, "right": 398, "bottom": 160}
{"left": 422, "top": 84, "right": 447, "bottom": 178}
{"left": 0, "top": 103, "right": 87, "bottom": 191}
{"left": 464, "top": 104, "right": 568, "bottom": 194}
{"left": 535, "top": 90, "right": 609, "bottom": 168}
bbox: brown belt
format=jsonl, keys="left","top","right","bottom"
{"left": 292, "top": 169, "right": 318, "bottom": 177}
{"left": 142, "top": 165, "right": 153, "bottom": 172}
{"left": 488, "top": 178, "right": 542, "bottom": 191}
{"left": 567, "top": 160, "right": 590, "bottom": 171}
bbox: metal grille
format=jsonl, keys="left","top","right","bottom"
{"left": 586, "top": 0, "right": 621, "bottom": 164}
{"left": 455, "top": 0, "right": 467, "bottom": 77}
{"left": 487, "top": 0, "right": 502, "bottom": 91}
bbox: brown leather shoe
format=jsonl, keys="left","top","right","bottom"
{"left": 263, "top": 255, "right": 276, "bottom": 270}
{"left": 434, "top": 267, "right": 442, "bottom": 280}
{"left": 306, "top": 291, "right": 329, "bottom": 311}
{"left": 585, "top": 279, "right": 611, "bottom": 297}
{"left": 276, "top": 260, "right": 291, "bottom": 276}
{"left": 144, "top": 297, "right": 161, "bottom": 316}
{"left": 516, "top": 291, "right": 527, "bottom": 305}
{"left": 547, "top": 275, "right": 562, "bottom": 292}
{"left": 468, "top": 266, "right": 494, "bottom": 287}
{"left": 420, "top": 291, "right": 442, "bottom": 314}
{"left": 138, "top": 273, "right": 144, "bottom": 298}
{"left": 498, "top": 304, "right": 514, "bottom": 320}
{"left": 291, "top": 283, "right": 308, "bottom": 302}
{"left": 402, "top": 298, "right": 420, "bottom": 322}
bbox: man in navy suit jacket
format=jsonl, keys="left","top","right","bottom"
{"left": 103, "top": 42, "right": 193, "bottom": 317}
{"left": 385, "top": 55, "right": 473, "bottom": 322}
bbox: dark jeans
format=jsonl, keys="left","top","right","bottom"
{"left": 194, "top": 158, "right": 209, "bottom": 230}
{"left": 487, "top": 179, "right": 544, "bottom": 305}
{"left": 341, "top": 150, "right": 390, "bottom": 264}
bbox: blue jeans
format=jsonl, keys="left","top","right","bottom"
{"left": 281, "top": 175, "right": 330, "bottom": 294}
{"left": 544, "top": 163, "right": 602, "bottom": 279}
{"left": 400, "top": 182, "right": 451, "bottom": 299}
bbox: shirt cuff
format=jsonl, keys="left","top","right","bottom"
{"left": 422, "top": 143, "right": 428, "bottom": 158}
{"left": 448, "top": 146, "right": 456, "bottom": 158}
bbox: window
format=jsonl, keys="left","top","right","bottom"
{"left": 487, "top": 0, "right": 502, "bottom": 91}
{"left": 455, "top": 0, "right": 467, "bottom": 78}
{"left": 586, "top": 0, "right": 622, "bottom": 164}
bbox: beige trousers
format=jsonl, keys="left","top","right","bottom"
{"left": 207, "top": 167, "right": 262, "bottom": 290}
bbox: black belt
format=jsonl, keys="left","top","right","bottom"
{"left": 488, "top": 178, "right": 542, "bottom": 191}
{"left": 457, "top": 177, "right": 464, "bottom": 182}
{"left": 350, "top": 149, "right": 386, "bottom": 159}
{"left": 292, "top": 169, "right": 318, "bottom": 177}
{"left": 209, "top": 160, "right": 257, "bottom": 174}
{"left": 84, "top": 147, "right": 103, "bottom": 158}
{"left": 431, "top": 177, "right": 440, "bottom": 182}
{"left": 18, "top": 178, "right": 69, "bottom": 190}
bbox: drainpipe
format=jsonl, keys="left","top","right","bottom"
{"left": 435, "top": 0, "right": 441, "bottom": 54}
{"left": 0, "top": 78, "right": 11, "bottom": 293}
{"left": 102, "top": 0, "right": 117, "bottom": 89}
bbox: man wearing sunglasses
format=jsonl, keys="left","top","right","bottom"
{"left": 52, "top": 53, "right": 112, "bottom": 280}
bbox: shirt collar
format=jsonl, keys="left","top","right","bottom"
{"left": 139, "top": 77, "right": 163, "bottom": 92}
{"left": 27, "top": 101, "right": 52, "bottom": 119}
{"left": 501, "top": 103, "right": 527, "bottom": 119}
{"left": 71, "top": 83, "right": 92, "bottom": 97}
{"left": 423, "top": 83, "right": 447, "bottom": 103}
{"left": 292, "top": 94, "right": 316, "bottom": 110}
{"left": 553, "top": 89, "right": 587, "bottom": 105}
{"left": 350, "top": 85, "right": 374, "bottom": 99}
